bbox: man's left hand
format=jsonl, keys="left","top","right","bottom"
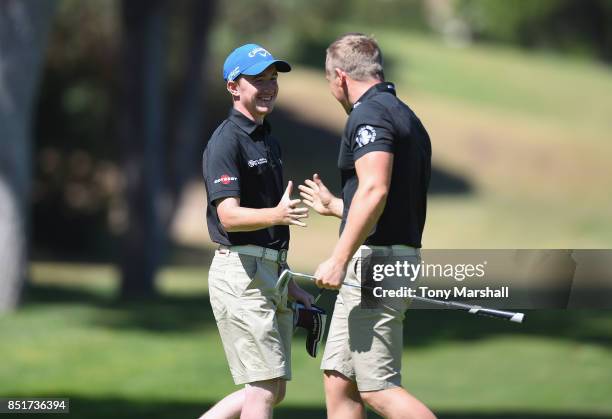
{"left": 314, "top": 257, "right": 347, "bottom": 290}
{"left": 288, "top": 280, "right": 314, "bottom": 309}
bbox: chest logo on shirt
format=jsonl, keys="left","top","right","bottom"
{"left": 247, "top": 158, "right": 268, "bottom": 167}
{"left": 355, "top": 125, "right": 377, "bottom": 147}
{"left": 214, "top": 174, "right": 238, "bottom": 185}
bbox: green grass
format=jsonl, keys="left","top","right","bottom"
{"left": 338, "top": 27, "right": 612, "bottom": 137}
{"left": 1, "top": 263, "right": 611, "bottom": 418}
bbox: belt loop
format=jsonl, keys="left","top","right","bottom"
{"left": 278, "top": 249, "right": 288, "bottom": 264}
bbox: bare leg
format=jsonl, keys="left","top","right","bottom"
{"left": 360, "top": 387, "right": 436, "bottom": 419}
{"left": 199, "top": 388, "right": 245, "bottom": 419}
{"left": 198, "top": 379, "right": 285, "bottom": 419}
{"left": 240, "top": 378, "right": 285, "bottom": 419}
{"left": 323, "top": 370, "right": 366, "bottom": 419}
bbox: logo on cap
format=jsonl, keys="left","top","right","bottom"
{"left": 227, "top": 66, "right": 240, "bottom": 81}
{"left": 223, "top": 43, "right": 290, "bottom": 81}
{"left": 248, "top": 47, "right": 271, "bottom": 58}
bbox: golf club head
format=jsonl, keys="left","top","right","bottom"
{"left": 510, "top": 312, "right": 525, "bottom": 323}
{"left": 293, "top": 303, "right": 327, "bottom": 358}
{"left": 275, "top": 269, "right": 292, "bottom": 293}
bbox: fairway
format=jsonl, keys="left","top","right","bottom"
{"left": 1, "top": 263, "right": 610, "bottom": 418}
{"left": 3, "top": 19, "right": 612, "bottom": 419}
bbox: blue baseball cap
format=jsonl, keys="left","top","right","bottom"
{"left": 223, "top": 43, "right": 291, "bottom": 82}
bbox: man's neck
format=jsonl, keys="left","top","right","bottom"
{"left": 347, "top": 78, "right": 382, "bottom": 106}
{"left": 233, "top": 103, "right": 264, "bottom": 125}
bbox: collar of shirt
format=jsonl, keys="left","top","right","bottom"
{"left": 351, "top": 82, "right": 396, "bottom": 112}
{"left": 227, "top": 108, "right": 271, "bottom": 136}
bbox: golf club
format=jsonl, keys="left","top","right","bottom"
{"left": 277, "top": 269, "right": 525, "bottom": 323}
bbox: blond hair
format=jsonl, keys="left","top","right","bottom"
{"left": 326, "top": 33, "right": 384, "bottom": 81}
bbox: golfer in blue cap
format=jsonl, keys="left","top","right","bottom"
{"left": 200, "top": 44, "right": 313, "bottom": 419}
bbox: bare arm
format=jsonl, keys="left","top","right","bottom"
{"left": 216, "top": 181, "right": 308, "bottom": 232}
{"left": 314, "top": 151, "right": 393, "bottom": 289}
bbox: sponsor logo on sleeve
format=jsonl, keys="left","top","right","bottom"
{"left": 214, "top": 174, "right": 238, "bottom": 185}
{"left": 355, "top": 125, "right": 377, "bottom": 147}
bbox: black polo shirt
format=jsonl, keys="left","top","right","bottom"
{"left": 338, "top": 82, "right": 431, "bottom": 248}
{"left": 203, "top": 108, "right": 289, "bottom": 250}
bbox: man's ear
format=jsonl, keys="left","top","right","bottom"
{"left": 334, "top": 68, "right": 346, "bottom": 87}
{"left": 227, "top": 79, "right": 239, "bottom": 97}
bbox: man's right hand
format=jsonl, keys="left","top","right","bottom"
{"left": 298, "top": 174, "right": 343, "bottom": 218}
{"left": 276, "top": 181, "right": 309, "bottom": 227}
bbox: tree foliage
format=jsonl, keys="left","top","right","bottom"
{"left": 456, "top": 0, "right": 612, "bottom": 61}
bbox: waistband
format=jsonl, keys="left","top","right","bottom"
{"left": 218, "top": 245, "right": 288, "bottom": 264}
{"left": 356, "top": 244, "right": 420, "bottom": 257}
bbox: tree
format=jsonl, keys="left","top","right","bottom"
{"left": 118, "top": 0, "right": 217, "bottom": 298}
{"left": 166, "top": 0, "right": 216, "bottom": 226}
{"left": 0, "top": 0, "right": 57, "bottom": 313}
{"left": 456, "top": 0, "right": 612, "bottom": 61}
{"left": 118, "top": 0, "right": 168, "bottom": 298}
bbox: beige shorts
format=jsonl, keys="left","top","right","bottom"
{"left": 208, "top": 250, "right": 293, "bottom": 385}
{"left": 321, "top": 245, "right": 420, "bottom": 392}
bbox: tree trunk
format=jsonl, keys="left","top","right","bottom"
{"left": 166, "top": 0, "right": 216, "bottom": 216}
{"left": 119, "top": 0, "right": 167, "bottom": 299}
{"left": 0, "top": 0, "right": 56, "bottom": 314}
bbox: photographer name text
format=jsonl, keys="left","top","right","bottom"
{"left": 372, "top": 286, "right": 509, "bottom": 299}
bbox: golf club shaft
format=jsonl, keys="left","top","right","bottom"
{"left": 288, "top": 271, "right": 525, "bottom": 323}
{"left": 410, "top": 296, "right": 524, "bottom": 323}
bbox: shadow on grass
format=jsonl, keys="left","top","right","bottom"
{"left": 3, "top": 396, "right": 610, "bottom": 419}
{"left": 24, "top": 283, "right": 216, "bottom": 334}
{"left": 23, "top": 280, "right": 612, "bottom": 348}
{"left": 403, "top": 309, "right": 612, "bottom": 348}
{"left": 31, "top": 240, "right": 216, "bottom": 268}
{"left": 312, "top": 289, "right": 612, "bottom": 348}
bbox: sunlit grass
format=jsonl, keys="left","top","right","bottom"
{"left": 1, "top": 262, "right": 611, "bottom": 418}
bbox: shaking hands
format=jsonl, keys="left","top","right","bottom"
{"left": 276, "top": 181, "right": 309, "bottom": 227}
{"left": 298, "top": 174, "right": 343, "bottom": 218}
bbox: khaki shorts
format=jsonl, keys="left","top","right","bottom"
{"left": 321, "top": 245, "right": 420, "bottom": 392}
{"left": 208, "top": 250, "right": 293, "bottom": 385}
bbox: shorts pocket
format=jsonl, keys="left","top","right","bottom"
{"left": 346, "top": 257, "right": 361, "bottom": 282}
{"left": 224, "top": 254, "right": 259, "bottom": 297}
{"left": 238, "top": 254, "right": 258, "bottom": 278}
{"left": 353, "top": 257, "right": 361, "bottom": 278}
